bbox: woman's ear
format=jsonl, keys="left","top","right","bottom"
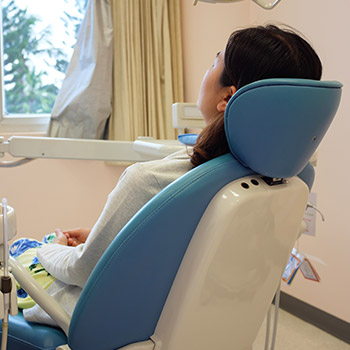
{"left": 217, "top": 86, "right": 237, "bottom": 112}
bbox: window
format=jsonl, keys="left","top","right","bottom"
{"left": 0, "top": 0, "right": 87, "bottom": 133}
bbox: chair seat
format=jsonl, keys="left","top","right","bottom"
{"left": 0, "top": 311, "right": 67, "bottom": 350}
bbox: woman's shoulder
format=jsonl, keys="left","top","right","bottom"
{"left": 131, "top": 149, "right": 191, "bottom": 172}
{"left": 125, "top": 149, "right": 193, "bottom": 188}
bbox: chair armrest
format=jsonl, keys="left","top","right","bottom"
{"left": 9, "top": 256, "right": 70, "bottom": 335}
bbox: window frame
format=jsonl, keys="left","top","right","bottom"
{"left": 0, "top": 68, "right": 50, "bottom": 133}
{"left": 0, "top": 70, "right": 50, "bottom": 133}
{"left": 0, "top": 113, "right": 50, "bottom": 134}
{"left": 0, "top": 1, "right": 64, "bottom": 135}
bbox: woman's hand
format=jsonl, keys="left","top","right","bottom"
{"left": 62, "top": 227, "right": 91, "bottom": 246}
{"left": 53, "top": 229, "right": 69, "bottom": 245}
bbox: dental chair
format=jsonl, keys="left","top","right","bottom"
{"left": 1, "top": 78, "right": 342, "bottom": 350}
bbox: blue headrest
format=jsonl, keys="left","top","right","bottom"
{"left": 225, "top": 79, "right": 342, "bottom": 178}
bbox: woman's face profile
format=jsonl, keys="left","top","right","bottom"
{"left": 197, "top": 51, "right": 235, "bottom": 125}
{"left": 197, "top": 51, "right": 226, "bottom": 124}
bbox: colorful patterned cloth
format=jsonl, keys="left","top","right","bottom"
{"left": 9, "top": 234, "right": 56, "bottom": 309}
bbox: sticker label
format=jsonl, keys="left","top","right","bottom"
{"left": 283, "top": 248, "right": 321, "bottom": 285}
{"left": 300, "top": 258, "right": 321, "bottom": 282}
{"left": 282, "top": 248, "right": 304, "bottom": 285}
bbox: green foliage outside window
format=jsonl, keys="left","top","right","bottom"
{"left": 2, "top": 0, "right": 87, "bottom": 114}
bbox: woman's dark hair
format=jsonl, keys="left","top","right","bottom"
{"left": 191, "top": 25, "right": 322, "bottom": 167}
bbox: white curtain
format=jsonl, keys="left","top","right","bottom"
{"left": 47, "top": 0, "right": 113, "bottom": 139}
{"left": 47, "top": 0, "right": 183, "bottom": 141}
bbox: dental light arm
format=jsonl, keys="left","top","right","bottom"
{"left": 0, "top": 136, "right": 185, "bottom": 166}
{"left": 193, "top": 0, "right": 282, "bottom": 10}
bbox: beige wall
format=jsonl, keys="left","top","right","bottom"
{"left": 181, "top": 0, "right": 250, "bottom": 103}
{"left": 181, "top": 0, "right": 350, "bottom": 323}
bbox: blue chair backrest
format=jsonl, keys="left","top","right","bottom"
{"left": 225, "top": 79, "right": 342, "bottom": 178}
{"left": 68, "top": 79, "right": 342, "bottom": 350}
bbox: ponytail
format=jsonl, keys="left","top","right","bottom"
{"left": 190, "top": 114, "right": 229, "bottom": 168}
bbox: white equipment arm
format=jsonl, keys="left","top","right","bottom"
{"left": 253, "top": 0, "right": 281, "bottom": 9}
{"left": 0, "top": 136, "right": 185, "bottom": 166}
{"left": 193, "top": 0, "right": 282, "bottom": 10}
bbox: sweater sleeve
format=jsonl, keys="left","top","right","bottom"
{"left": 37, "top": 164, "right": 163, "bottom": 288}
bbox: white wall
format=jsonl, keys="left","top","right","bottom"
{"left": 181, "top": 0, "right": 350, "bottom": 323}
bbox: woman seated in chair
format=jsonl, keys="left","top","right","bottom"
{"left": 12, "top": 24, "right": 322, "bottom": 326}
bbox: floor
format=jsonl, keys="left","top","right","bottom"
{"left": 253, "top": 308, "right": 350, "bottom": 350}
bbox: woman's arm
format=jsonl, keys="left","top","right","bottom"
{"left": 37, "top": 152, "right": 192, "bottom": 288}
{"left": 37, "top": 164, "right": 164, "bottom": 288}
